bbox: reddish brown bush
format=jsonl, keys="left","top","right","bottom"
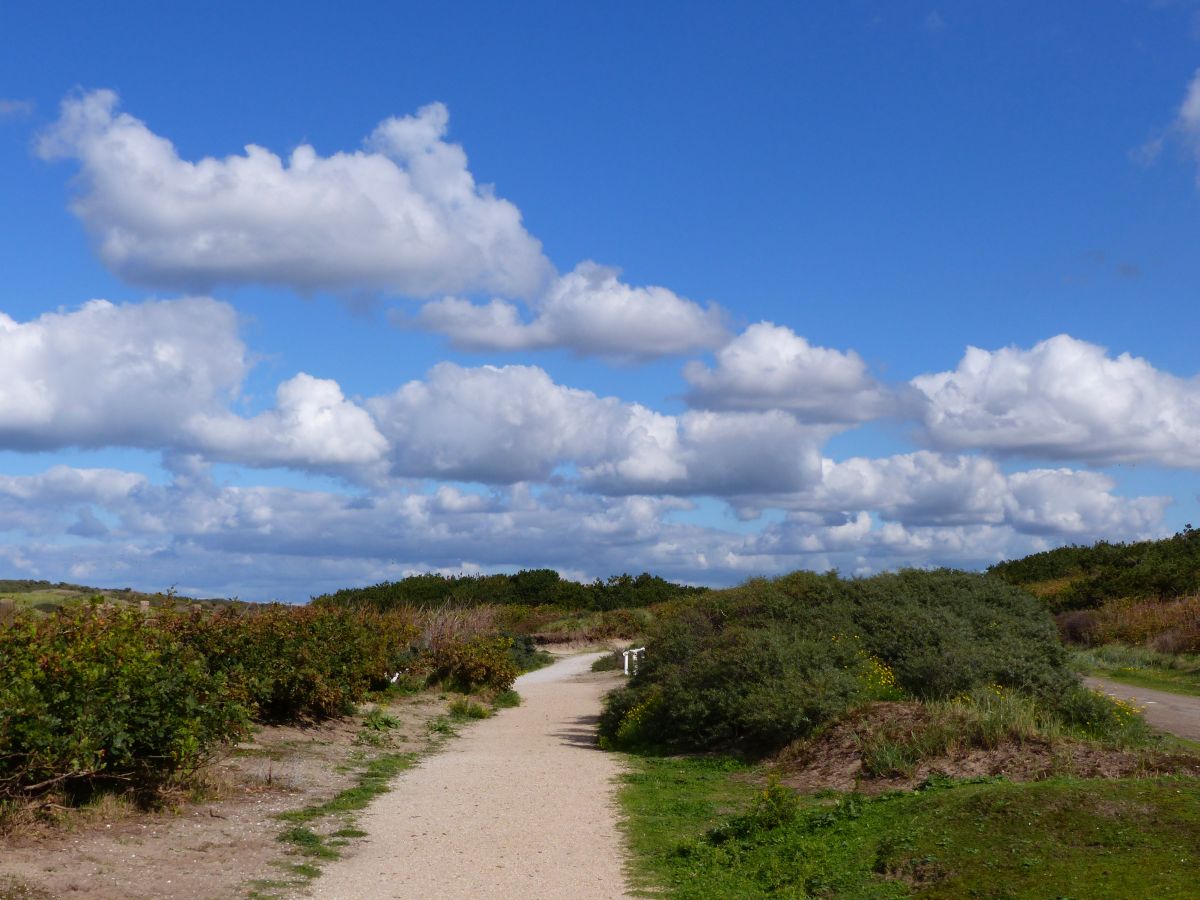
{"left": 1090, "top": 595, "right": 1200, "bottom": 652}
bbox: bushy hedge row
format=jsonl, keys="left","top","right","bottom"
{"left": 313, "top": 569, "right": 707, "bottom": 612}
{"left": 0, "top": 601, "right": 523, "bottom": 801}
{"left": 0, "top": 605, "right": 250, "bottom": 797}
{"left": 161, "top": 604, "right": 420, "bottom": 721}
{"left": 599, "top": 569, "right": 1077, "bottom": 755}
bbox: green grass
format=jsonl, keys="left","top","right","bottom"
{"left": 258, "top": 751, "right": 417, "bottom": 896}
{"left": 276, "top": 752, "right": 417, "bottom": 825}
{"left": 619, "top": 755, "right": 1200, "bottom": 898}
{"left": 619, "top": 756, "right": 761, "bottom": 897}
{"left": 448, "top": 698, "right": 491, "bottom": 720}
{"left": 492, "top": 689, "right": 521, "bottom": 708}
{"left": 591, "top": 650, "right": 623, "bottom": 672}
{"left": 1073, "top": 644, "right": 1200, "bottom": 698}
{"left": 276, "top": 825, "right": 339, "bottom": 860}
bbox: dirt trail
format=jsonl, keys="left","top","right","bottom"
{"left": 312, "top": 653, "right": 630, "bottom": 900}
{"left": 1085, "top": 676, "right": 1200, "bottom": 742}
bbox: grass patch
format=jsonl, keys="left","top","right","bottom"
{"left": 276, "top": 752, "right": 417, "bottom": 825}
{"left": 448, "top": 698, "right": 491, "bottom": 720}
{"left": 619, "top": 756, "right": 761, "bottom": 897}
{"left": 277, "top": 861, "right": 321, "bottom": 878}
{"left": 1074, "top": 644, "right": 1200, "bottom": 698}
{"left": 361, "top": 707, "right": 402, "bottom": 730}
{"left": 492, "top": 689, "right": 521, "bottom": 708}
{"left": 355, "top": 707, "right": 404, "bottom": 747}
{"left": 619, "top": 755, "right": 1200, "bottom": 898}
{"left": 591, "top": 650, "right": 623, "bottom": 672}
{"left": 0, "top": 875, "right": 55, "bottom": 899}
{"left": 276, "top": 825, "right": 339, "bottom": 860}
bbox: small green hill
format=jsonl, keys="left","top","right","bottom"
{"left": 987, "top": 526, "right": 1200, "bottom": 610}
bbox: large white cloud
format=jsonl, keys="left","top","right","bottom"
{"left": 368, "top": 362, "right": 826, "bottom": 494}
{"left": 683, "top": 322, "right": 896, "bottom": 421}
{"left": 412, "top": 262, "right": 728, "bottom": 359}
{"left": 0, "top": 297, "right": 246, "bottom": 450}
{"left": 41, "top": 90, "right": 732, "bottom": 359}
{"left": 0, "top": 298, "right": 390, "bottom": 471}
{"left": 38, "top": 90, "right": 552, "bottom": 298}
{"left": 913, "top": 334, "right": 1200, "bottom": 466}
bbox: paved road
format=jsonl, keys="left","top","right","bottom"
{"left": 1084, "top": 676, "right": 1200, "bottom": 742}
{"left": 312, "top": 653, "right": 630, "bottom": 899}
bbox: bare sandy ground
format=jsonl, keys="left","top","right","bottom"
{"left": 1085, "top": 675, "right": 1200, "bottom": 742}
{"left": 312, "top": 652, "right": 631, "bottom": 900}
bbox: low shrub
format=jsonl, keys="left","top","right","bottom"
{"left": 591, "top": 650, "right": 623, "bottom": 672}
{"left": 989, "top": 527, "right": 1200, "bottom": 609}
{"left": 506, "top": 633, "right": 554, "bottom": 672}
{"left": 0, "top": 605, "right": 250, "bottom": 799}
{"left": 429, "top": 635, "right": 520, "bottom": 692}
{"left": 1056, "top": 609, "right": 1099, "bottom": 645}
{"left": 1050, "top": 683, "right": 1150, "bottom": 746}
{"left": 600, "top": 569, "right": 1076, "bottom": 756}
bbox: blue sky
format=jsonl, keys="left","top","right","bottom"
{"left": 2, "top": 2, "right": 1200, "bottom": 600}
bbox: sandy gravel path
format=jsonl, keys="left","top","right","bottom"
{"left": 312, "top": 652, "right": 631, "bottom": 899}
{"left": 1085, "top": 675, "right": 1200, "bottom": 742}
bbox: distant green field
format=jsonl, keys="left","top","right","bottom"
{"left": 0, "top": 579, "right": 239, "bottom": 615}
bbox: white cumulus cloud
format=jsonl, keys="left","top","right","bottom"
{"left": 913, "top": 334, "right": 1200, "bottom": 466}
{"left": 38, "top": 90, "right": 552, "bottom": 298}
{"left": 188, "top": 373, "right": 389, "bottom": 469}
{"left": 40, "top": 90, "right": 734, "bottom": 359}
{"left": 683, "top": 322, "right": 897, "bottom": 421}
{"left": 736, "top": 450, "right": 1168, "bottom": 539}
{"left": 0, "top": 297, "right": 246, "bottom": 450}
{"left": 368, "top": 362, "right": 827, "bottom": 494}
{"left": 0, "top": 298, "right": 386, "bottom": 471}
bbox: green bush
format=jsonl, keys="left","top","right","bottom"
{"left": 1050, "top": 683, "right": 1151, "bottom": 746}
{"left": 0, "top": 606, "right": 249, "bottom": 797}
{"left": 161, "top": 604, "right": 417, "bottom": 722}
{"left": 600, "top": 569, "right": 1075, "bottom": 755}
{"left": 429, "top": 635, "right": 520, "bottom": 692}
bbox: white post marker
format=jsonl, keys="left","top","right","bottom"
{"left": 622, "top": 647, "right": 646, "bottom": 675}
